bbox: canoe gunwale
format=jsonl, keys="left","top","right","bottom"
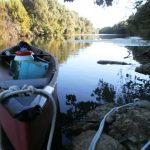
{"left": 0, "top": 42, "right": 59, "bottom": 121}
{"left": 0, "top": 44, "right": 59, "bottom": 89}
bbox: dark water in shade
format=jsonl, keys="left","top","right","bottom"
{"left": 1, "top": 34, "right": 150, "bottom": 113}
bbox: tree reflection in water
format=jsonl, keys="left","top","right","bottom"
{"left": 31, "top": 36, "right": 92, "bottom": 64}
{"left": 62, "top": 73, "right": 150, "bottom": 127}
{"left": 0, "top": 36, "right": 92, "bottom": 64}
{"left": 121, "top": 74, "right": 150, "bottom": 102}
{"left": 92, "top": 74, "right": 150, "bottom": 104}
{"left": 61, "top": 94, "right": 98, "bottom": 126}
{"left": 91, "top": 80, "right": 115, "bottom": 103}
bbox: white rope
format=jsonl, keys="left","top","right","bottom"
{"left": 0, "top": 85, "right": 57, "bottom": 150}
{"left": 88, "top": 107, "right": 117, "bottom": 150}
{"left": 45, "top": 89, "right": 56, "bottom": 150}
{"left": 141, "top": 140, "right": 150, "bottom": 150}
{"left": 88, "top": 101, "right": 150, "bottom": 150}
{"left": 0, "top": 85, "right": 34, "bottom": 102}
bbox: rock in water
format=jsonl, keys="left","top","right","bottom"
{"left": 135, "top": 63, "right": 150, "bottom": 75}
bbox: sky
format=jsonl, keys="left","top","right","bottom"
{"left": 58, "top": 0, "right": 136, "bottom": 28}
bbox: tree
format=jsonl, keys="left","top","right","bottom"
{"left": 1, "top": 0, "right": 95, "bottom": 39}
{"left": 126, "top": 0, "right": 150, "bottom": 38}
{"left": 6, "top": 0, "right": 31, "bottom": 35}
{"left": 0, "top": 0, "right": 6, "bottom": 37}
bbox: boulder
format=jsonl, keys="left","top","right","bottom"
{"left": 135, "top": 63, "right": 150, "bottom": 75}
{"left": 108, "top": 106, "right": 150, "bottom": 149}
{"left": 66, "top": 100, "right": 150, "bottom": 150}
{"left": 72, "top": 131, "right": 125, "bottom": 150}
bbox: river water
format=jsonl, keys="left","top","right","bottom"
{"left": 1, "top": 34, "right": 150, "bottom": 113}
{"left": 57, "top": 34, "right": 150, "bottom": 112}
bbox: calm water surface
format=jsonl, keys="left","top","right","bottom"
{"left": 1, "top": 35, "right": 150, "bottom": 113}
{"left": 57, "top": 35, "right": 150, "bottom": 112}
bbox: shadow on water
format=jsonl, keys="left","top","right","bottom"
{"left": 92, "top": 75, "right": 150, "bottom": 105}
{"left": 61, "top": 95, "right": 98, "bottom": 126}
{"left": 61, "top": 71, "right": 150, "bottom": 143}
{"left": 91, "top": 80, "right": 115, "bottom": 103}
{"left": 62, "top": 74, "right": 150, "bottom": 121}
{"left": 60, "top": 94, "right": 99, "bottom": 147}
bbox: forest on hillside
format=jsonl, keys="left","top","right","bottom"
{"left": 99, "top": 0, "right": 150, "bottom": 39}
{"left": 0, "top": 0, "right": 95, "bottom": 40}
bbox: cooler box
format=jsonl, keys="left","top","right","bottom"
{"left": 10, "top": 60, "right": 49, "bottom": 79}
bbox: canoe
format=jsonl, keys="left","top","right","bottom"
{"left": 0, "top": 41, "right": 61, "bottom": 150}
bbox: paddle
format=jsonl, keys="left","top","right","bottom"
{"left": 0, "top": 54, "right": 50, "bottom": 58}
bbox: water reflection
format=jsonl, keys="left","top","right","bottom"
{"left": 66, "top": 94, "right": 98, "bottom": 119}
{"left": 1, "top": 34, "right": 150, "bottom": 112}
{"left": 62, "top": 71, "right": 150, "bottom": 128}
{"left": 91, "top": 79, "right": 115, "bottom": 103}
{"left": 0, "top": 37, "right": 92, "bottom": 64}
{"left": 61, "top": 94, "right": 98, "bottom": 126}
{"left": 31, "top": 38, "right": 91, "bottom": 64}
{"left": 98, "top": 35, "right": 150, "bottom": 46}
{"left": 0, "top": 38, "right": 20, "bottom": 50}
{"left": 64, "top": 34, "right": 97, "bottom": 41}
{"left": 99, "top": 34, "right": 128, "bottom": 39}
{"left": 92, "top": 74, "right": 150, "bottom": 105}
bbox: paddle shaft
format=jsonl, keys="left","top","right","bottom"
{"left": 0, "top": 54, "right": 50, "bottom": 57}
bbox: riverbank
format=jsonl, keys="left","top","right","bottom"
{"left": 63, "top": 100, "right": 150, "bottom": 150}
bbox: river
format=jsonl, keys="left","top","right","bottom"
{"left": 1, "top": 34, "right": 150, "bottom": 114}
{"left": 57, "top": 34, "right": 150, "bottom": 112}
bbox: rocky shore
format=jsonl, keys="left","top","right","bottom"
{"left": 64, "top": 101, "right": 150, "bottom": 150}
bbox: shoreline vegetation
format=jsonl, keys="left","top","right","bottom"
{"left": 0, "top": 0, "right": 95, "bottom": 41}
{"left": 99, "top": 1, "right": 150, "bottom": 40}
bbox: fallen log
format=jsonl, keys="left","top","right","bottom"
{"left": 97, "top": 60, "right": 132, "bottom": 65}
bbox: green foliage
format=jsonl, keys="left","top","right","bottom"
{"left": 6, "top": 0, "right": 31, "bottom": 34}
{"left": 99, "top": 21, "right": 128, "bottom": 34}
{"left": 126, "top": 1, "right": 150, "bottom": 39}
{"left": 22, "top": 0, "right": 94, "bottom": 37}
{"left": 100, "top": 0, "right": 150, "bottom": 38}
{"left": 113, "top": 21, "right": 128, "bottom": 34}
{"left": 0, "top": 1, "right": 6, "bottom": 37}
{"left": 99, "top": 0, "right": 150, "bottom": 39}
{"left": 0, "top": 0, "right": 94, "bottom": 39}
{"left": 99, "top": 27, "right": 114, "bottom": 34}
